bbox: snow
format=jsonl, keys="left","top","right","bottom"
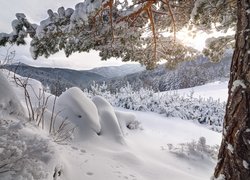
{"left": 15, "top": 13, "right": 26, "bottom": 20}
{"left": 36, "top": 18, "right": 52, "bottom": 39}
{"left": 212, "top": 174, "right": 226, "bottom": 180}
{"left": 65, "top": 8, "right": 74, "bottom": 18}
{"left": 70, "top": 0, "right": 102, "bottom": 25}
{"left": 232, "top": 79, "right": 247, "bottom": 92}
{"left": 11, "top": 20, "right": 21, "bottom": 34}
{"left": 115, "top": 110, "right": 140, "bottom": 134}
{"left": 166, "top": 81, "right": 228, "bottom": 102}
{"left": 247, "top": 9, "right": 250, "bottom": 15}
{"left": 0, "top": 115, "right": 59, "bottom": 180}
{"left": 0, "top": 70, "right": 225, "bottom": 180}
{"left": 243, "top": 160, "right": 249, "bottom": 169}
{"left": 51, "top": 109, "right": 220, "bottom": 180}
{"left": 227, "top": 144, "right": 234, "bottom": 154}
{"left": 92, "top": 96, "right": 125, "bottom": 144}
{"left": 56, "top": 87, "right": 101, "bottom": 140}
{"left": 0, "top": 71, "right": 24, "bottom": 117}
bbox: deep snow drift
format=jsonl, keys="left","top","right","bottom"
{"left": 0, "top": 70, "right": 224, "bottom": 180}
{"left": 56, "top": 87, "right": 101, "bottom": 140}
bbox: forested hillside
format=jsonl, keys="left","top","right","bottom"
{"left": 106, "top": 53, "right": 232, "bottom": 92}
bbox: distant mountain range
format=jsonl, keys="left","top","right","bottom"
{"left": 2, "top": 63, "right": 145, "bottom": 94}
{"left": 2, "top": 64, "right": 101, "bottom": 94}
{"left": 2, "top": 53, "right": 232, "bottom": 95}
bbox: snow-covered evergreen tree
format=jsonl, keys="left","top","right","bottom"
{"left": 0, "top": 0, "right": 235, "bottom": 69}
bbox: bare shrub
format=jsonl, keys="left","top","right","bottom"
{"left": 12, "top": 66, "right": 74, "bottom": 142}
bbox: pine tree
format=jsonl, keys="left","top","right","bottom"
{"left": 213, "top": 1, "right": 250, "bottom": 179}
{"left": 1, "top": 0, "right": 249, "bottom": 179}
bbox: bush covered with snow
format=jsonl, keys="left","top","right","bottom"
{"left": 0, "top": 118, "right": 59, "bottom": 180}
{"left": 163, "top": 137, "right": 219, "bottom": 162}
{"left": 85, "top": 82, "right": 225, "bottom": 132}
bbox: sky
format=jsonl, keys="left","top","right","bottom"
{"left": 0, "top": 0, "right": 128, "bottom": 70}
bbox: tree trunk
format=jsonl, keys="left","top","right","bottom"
{"left": 213, "top": 0, "right": 250, "bottom": 179}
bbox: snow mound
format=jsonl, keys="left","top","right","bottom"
{"left": 56, "top": 87, "right": 101, "bottom": 140}
{"left": 92, "top": 96, "right": 124, "bottom": 144}
{"left": 115, "top": 110, "right": 141, "bottom": 133}
{"left": 54, "top": 88, "right": 128, "bottom": 144}
{"left": 0, "top": 71, "right": 24, "bottom": 116}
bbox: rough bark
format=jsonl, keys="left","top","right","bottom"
{"left": 214, "top": 0, "right": 250, "bottom": 179}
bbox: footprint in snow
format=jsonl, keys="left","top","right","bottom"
{"left": 71, "top": 146, "right": 78, "bottom": 150}
{"left": 86, "top": 172, "right": 94, "bottom": 176}
{"left": 80, "top": 149, "right": 86, "bottom": 153}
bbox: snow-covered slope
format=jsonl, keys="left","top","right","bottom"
{"left": 0, "top": 70, "right": 225, "bottom": 180}
{"left": 52, "top": 110, "right": 221, "bottom": 180}
{"left": 166, "top": 81, "right": 228, "bottom": 102}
